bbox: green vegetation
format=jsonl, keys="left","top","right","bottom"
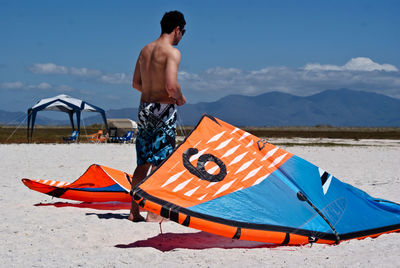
{"left": 178, "top": 126, "right": 400, "bottom": 140}
{"left": 1, "top": 125, "right": 399, "bottom": 144}
{"left": 0, "top": 125, "right": 106, "bottom": 144}
{"left": 244, "top": 126, "right": 400, "bottom": 140}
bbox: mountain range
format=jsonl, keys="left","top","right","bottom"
{"left": 2, "top": 89, "right": 400, "bottom": 127}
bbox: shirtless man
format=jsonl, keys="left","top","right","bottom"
{"left": 128, "top": 11, "right": 186, "bottom": 222}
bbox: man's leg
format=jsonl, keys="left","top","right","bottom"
{"left": 128, "top": 163, "right": 151, "bottom": 222}
{"left": 145, "top": 165, "right": 166, "bottom": 222}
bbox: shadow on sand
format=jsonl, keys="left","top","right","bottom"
{"left": 115, "top": 231, "right": 291, "bottom": 252}
{"left": 34, "top": 201, "right": 131, "bottom": 210}
{"left": 86, "top": 212, "right": 129, "bottom": 219}
{"left": 34, "top": 202, "right": 297, "bottom": 251}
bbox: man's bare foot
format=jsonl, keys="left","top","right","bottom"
{"left": 128, "top": 214, "right": 145, "bottom": 222}
{"left": 146, "top": 211, "right": 165, "bottom": 222}
{"left": 132, "top": 216, "right": 146, "bottom": 222}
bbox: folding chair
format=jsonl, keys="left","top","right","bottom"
{"left": 62, "top": 130, "right": 79, "bottom": 143}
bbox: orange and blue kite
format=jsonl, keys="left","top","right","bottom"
{"left": 132, "top": 115, "right": 400, "bottom": 245}
{"left": 22, "top": 115, "right": 400, "bottom": 245}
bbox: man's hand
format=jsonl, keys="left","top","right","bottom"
{"left": 176, "top": 95, "right": 186, "bottom": 106}
{"left": 170, "top": 95, "right": 186, "bottom": 106}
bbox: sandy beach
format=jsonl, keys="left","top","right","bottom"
{"left": 1, "top": 141, "right": 399, "bottom": 267}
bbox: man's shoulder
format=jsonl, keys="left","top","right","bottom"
{"left": 142, "top": 42, "right": 156, "bottom": 52}
{"left": 171, "top": 46, "right": 181, "bottom": 54}
{"left": 155, "top": 42, "right": 180, "bottom": 59}
{"left": 141, "top": 40, "right": 180, "bottom": 61}
{"left": 167, "top": 47, "right": 181, "bottom": 60}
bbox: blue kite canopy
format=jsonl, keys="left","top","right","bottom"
{"left": 27, "top": 94, "right": 108, "bottom": 141}
{"left": 132, "top": 115, "right": 400, "bottom": 245}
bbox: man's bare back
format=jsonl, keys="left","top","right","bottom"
{"left": 132, "top": 32, "right": 186, "bottom": 106}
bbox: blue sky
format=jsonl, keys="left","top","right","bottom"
{"left": 1, "top": 0, "right": 399, "bottom": 114}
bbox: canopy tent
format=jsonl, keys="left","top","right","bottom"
{"left": 27, "top": 94, "right": 108, "bottom": 141}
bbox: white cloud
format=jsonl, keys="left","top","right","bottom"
{"left": 204, "top": 67, "right": 243, "bottom": 76}
{"left": 1, "top": 81, "right": 24, "bottom": 89}
{"left": 304, "top": 57, "right": 398, "bottom": 72}
{"left": 37, "top": 82, "right": 52, "bottom": 89}
{"left": 29, "top": 63, "right": 100, "bottom": 77}
{"left": 27, "top": 82, "right": 52, "bottom": 90}
{"left": 100, "top": 73, "right": 130, "bottom": 84}
{"left": 0, "top": 80, "right": 76, "bottom": 93}
{"left": 70, "top": 67, "right": 102, "bottom": 77}
{"left": 179, "top": 58, "right": 400, "bottom": 101}
{"left": 29, "top": 62, "right": 131, "bottom": 85}
{"left": 178, "top": 71, "right": 200, "bottom": 80}
{"left": 22, "top": 58, "right": 400, "bottom": 101}
{"left": 29, "top": 63, "right": 69, "bottom": 74}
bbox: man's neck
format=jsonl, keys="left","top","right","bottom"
{"left": 159, "top": 33, "right": 175, "bottom": 46}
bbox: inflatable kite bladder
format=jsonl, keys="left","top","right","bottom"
{"left": 132, "top": 115, "right": 400, "bottom": 245}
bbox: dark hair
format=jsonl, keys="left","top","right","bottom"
{"left": 160, "top": 11, "right": 186, "bottom": 34}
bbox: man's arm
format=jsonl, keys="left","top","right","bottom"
{"left": 165, "top": 49, "right": 186, "bottom": 106}
{"left": 132, "top": 55, "right": 142, "bottom": 92}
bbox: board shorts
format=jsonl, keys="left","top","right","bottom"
{"left": 136, "top": 102, "right": 177, "bottom": 166}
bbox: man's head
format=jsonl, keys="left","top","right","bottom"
{"left": 161, "top": 11, "right": 186, "bottom": 45}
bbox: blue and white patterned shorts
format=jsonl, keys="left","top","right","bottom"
{"left": 136, "top": 102, "right": 177, "bottom": 166}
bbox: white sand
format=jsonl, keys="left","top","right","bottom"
{"left": 1, "top": 141, "right": 399, "bottom": 267}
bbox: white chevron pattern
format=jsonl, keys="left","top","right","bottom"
{"left": 207, "top": 131, "right": 226, "bottom": 144}
{"left": 161, "top": 170, "right": 185, "bottom": 188}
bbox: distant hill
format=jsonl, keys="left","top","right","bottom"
{"left": 2, "top": 89, "right": 400, "bottom": 127}
{"left": 178, "top": 89, "right": 400, "bottom": 126}
{"left": 0, "top": 110, "right": 25, "bottom": 125}
{"left": 80, "top": 108, "right": 139, "bottom": 126}
{"left": 0, "top": 109, "right": 63, "bottom": 126}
